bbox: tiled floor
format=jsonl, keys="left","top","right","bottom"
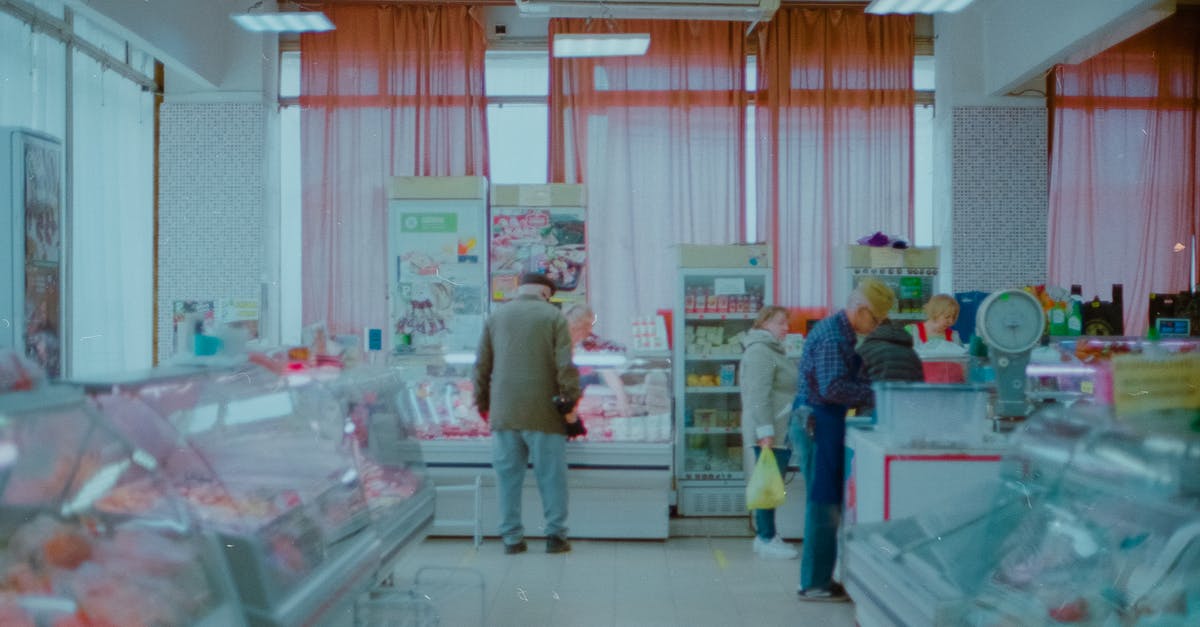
{"left": 384, "top": 535, "right": 858, "bottom": 627}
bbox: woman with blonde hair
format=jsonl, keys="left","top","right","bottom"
{"left": 739, "top": 305, "right": 798, "bottom": 559}
{"left": 906, "top": 294, "right": 962, "bottom": 348}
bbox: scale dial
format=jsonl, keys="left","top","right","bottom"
{"left": 977, "top": 289, "right": 1046, "bottom": 354}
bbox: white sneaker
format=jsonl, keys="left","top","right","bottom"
{"left": 753, "top": 536, "right": 799, "bottom": 559}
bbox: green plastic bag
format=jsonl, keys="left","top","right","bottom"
{"left": 745, "top": 447, "right": 786, "bottom": 510}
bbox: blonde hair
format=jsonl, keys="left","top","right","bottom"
{"left": 849, "top": 277, "right": 896, "bottom": 320}
{"left": 753, "top": 305, "right": 790, "bottom": 330}
{"left": 924, "top": 294, "right": 960, "bottom": 320}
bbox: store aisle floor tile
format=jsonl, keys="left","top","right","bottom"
{"left": 387, "top": 536, "right": 857, "bottom": 627}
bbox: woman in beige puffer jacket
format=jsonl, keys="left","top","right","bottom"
{"left": 739, "top": 305, "right": 799, "bottom": 559}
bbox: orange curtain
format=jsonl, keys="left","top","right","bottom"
{"left": 756, "top": 7, "right": 913, "bottom": 309}
{"left": 1048, "top": 7, "right": 1200, "bottom": 335}
{"left": 548, "top": 19, "right": 745, "bottom": 345}
{"left": 299, "top": 4, "right": 488, "bottom": 335}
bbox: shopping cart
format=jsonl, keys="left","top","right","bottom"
{"left": 355, "top": 566, "right": 486, "bottom": 627}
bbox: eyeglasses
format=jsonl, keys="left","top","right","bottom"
{"left": 862, "top": 307, "right": 882, "bottom": 327}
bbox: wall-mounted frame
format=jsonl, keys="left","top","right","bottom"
{"left": 1, "top": 128, "right": 65, "bottom": 378}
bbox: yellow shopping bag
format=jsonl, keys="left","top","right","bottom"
{"left": 745, "top": 447, "right": 786, "bottom": 510}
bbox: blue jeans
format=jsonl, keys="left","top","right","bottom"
{"left": 790, "top": 414, "right": 842, "bottom": 591}
{"left": 751, "top": 446, "right": 792, "bottom": 541}
{"left": 491, "top": 429, "right": 568, "bottom": 544}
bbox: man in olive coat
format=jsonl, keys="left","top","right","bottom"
{"left": 473, "top": 272, "right": 581, "bottom": 554}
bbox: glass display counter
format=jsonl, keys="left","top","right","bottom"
{"left": 323, "top": 367, "right": 435, "bottom": 568}
{"left": 391, "top": 351, "right": 674, "bottom": 539}
{"left": 0, "top": 386, "right": 243, "bottom": 626}
{"left": 77, "top": 361, "right": 432, "bottom": 627}
{"left": 844, "top": 401, "right": 1200, "bottom": 627}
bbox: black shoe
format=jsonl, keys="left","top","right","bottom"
{"left": 504, "top": 541, "right": 527, "bottom": 555}
{"left": 545, "top": 536, "right": 572, "bottom": 554}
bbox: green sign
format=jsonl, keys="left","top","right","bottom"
{"left": 400, "top": 213, "right": 458, "bottom": 233}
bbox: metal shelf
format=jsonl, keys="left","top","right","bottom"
{"left": 684, "top": 426, "right": 740, "bottom": 434}
{"left": 684, "top": 312, "right": 757, "bottom": 320}
{"left": 685, "top": 354, "right": 742, "bottom": 361}
{"left": 685, "top": 386, "right": 740, "bottom": 393}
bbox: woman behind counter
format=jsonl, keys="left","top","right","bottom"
{"left": 739, "top": 306, "right": 799, "bottom": 560}
{"left": 906, "top": 294, "right": 963, "bottom": 350}
{"left": 563, "top": 304, "right": 630, "bottom": 415}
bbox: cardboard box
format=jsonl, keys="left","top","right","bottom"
{"left": 678, "top": 243, "right": 770, "bottom": 268}
{"left": 491, "top": 183, "right": 585, "bottom": 207}
{"left": 388, "top": 175, "right": 487, "bottom": 200}
{"left": 846, "top": 245, "right": 939, "bottom": 269}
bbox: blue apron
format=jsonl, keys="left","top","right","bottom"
{"left": 807, "top": 402, "right": 848, "bottom": 504}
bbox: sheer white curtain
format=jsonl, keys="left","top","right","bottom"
{"left": 0, "top": 11, "right": 66, "bottom": 138}
{"left": 69, "top": 51, "right": 155, "bottom": 377}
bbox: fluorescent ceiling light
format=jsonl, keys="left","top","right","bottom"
{"left": 231, "top": 11, "right": 335, "bottom": 33}
{"left": 552, "top": 33, "right": 651, "bottom": 58}
{"left": 865, "top": 0, "right": 975, "bottom": 14}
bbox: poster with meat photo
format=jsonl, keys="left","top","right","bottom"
{"left": 23, "top": 139, "right": 61, "bottom": 265}
{"left": 489, "top": 207, "right": 586, "bottom": 304}
{"left": 19, "top": 135, "right": 63, "bottom": 377}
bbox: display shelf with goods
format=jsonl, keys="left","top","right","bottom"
{"left": 844, "top": 387, "right": 1200, "bottom": 627}
{"left": 1025, "top": 336, "right": 1200, "bottom": 408}
{"left": 0, "top": 386, "right": 244, "bottom": 626}
{"left": 674, "top": 244, "right": 771, "bottom": 517}
{"left": 76, "top": 362, "right": 397, "bottom": 627}
{"left": 840, "top": 245, "right": 940, "bottom": 323}
{"left": 391, "top": 350, "right": 675, "bottom": 539}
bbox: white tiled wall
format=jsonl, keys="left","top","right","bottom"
{"left": 951, "top": 106, "right": 1048, "bottom": 292}
{"left": 157, "top": 103, "right": 264, "bottom": 362}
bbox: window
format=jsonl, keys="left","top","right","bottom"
{"left": 279, "top": 50, "right": 301, "bottom": 344}
{"left": 485, "top": 50, "right": 549, "bottom": 184}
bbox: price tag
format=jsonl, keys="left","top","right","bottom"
{"left": 713, "top": 278, "right": 745, "bottom": 296}
{"left": 1111, "top": 354, "right": 1200, "bottom": 416}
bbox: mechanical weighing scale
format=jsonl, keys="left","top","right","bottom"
{"left": 976, "top": 289, "right": 1046, "bottom": 419}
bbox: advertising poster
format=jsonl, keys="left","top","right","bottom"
{"left": 172, "top": 300, "right": 215, "bottom": 355}
{"left": 489, "top": 207, "right": 586, "bottom": 304}
{"left": 22, "top": 137, "right": 62, "bottom": 377}
{"left": 390, "top": 207, "right": 486, "bottom": 353}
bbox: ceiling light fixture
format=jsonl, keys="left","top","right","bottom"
{"left": 231, "top": 2, "right": 334, "bottom": 33}
{"left": 865, "top": 0, "right": 975, "bottom": 14}
{"left": 552, "top": 33, "right": 651, "bottom": 58}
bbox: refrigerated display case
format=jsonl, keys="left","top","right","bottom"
{"left": 77, "top": 362, "right": 428, "bottom": 627}
{"left": 674, "top": 244, "right": 771, "bottom": 516}
{"left": 323, "top": 367, "right": 435, "bottom": 569}
{"left": 387, "top": 176, "right": 489, "bottom": 354}
{"left": 392, "top": 350, "right": 674, "bottom": 538}
{"left": 0, "top": 385, "right": 243, "bottom": 626}
{"left": 844, "top": 382, "right": 1007, "bottom": 527}
{"left": 844, "top": 399, "right": 1200, "bottom": 626}
{"left": 489, "top": 184, "right": 587, "bottom": 307}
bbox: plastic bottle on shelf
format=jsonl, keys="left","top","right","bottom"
{"left": 1049, "top": 301, "right": 1068, "bottom": 336}
{"left": 1067, "top": 285, "right": 1084, "bottom": 337}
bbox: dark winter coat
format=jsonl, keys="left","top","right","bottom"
{"left": 857, "top": 322, "right": 925, "bottom": 383}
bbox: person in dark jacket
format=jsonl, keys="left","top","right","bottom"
{"left": 473, "top": 272, "right": 581, "bottom": 555}
{"left": 857, "top": 320, "right": 925, "bottom": 383}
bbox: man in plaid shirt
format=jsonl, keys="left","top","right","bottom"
{"left": 791, "top": 277, "right": 895, "bottom": 602}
